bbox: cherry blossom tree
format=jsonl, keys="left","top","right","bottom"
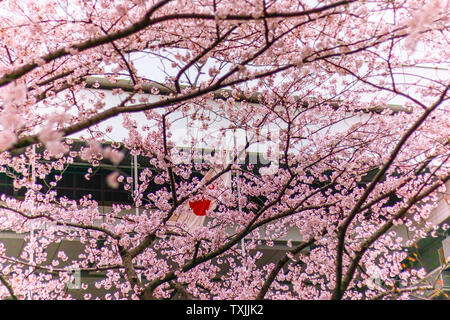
{"left": 0, "top": 0, "right": 449, "bottom": 300}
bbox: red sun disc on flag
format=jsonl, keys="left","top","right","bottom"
{"left": 188, "top": 198, "right": 212, "bottom": 216}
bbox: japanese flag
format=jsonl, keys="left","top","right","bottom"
{"left": 168, "top": 153, "right": 231, "bottom": 234}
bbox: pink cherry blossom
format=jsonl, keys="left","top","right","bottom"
{"left": 103, "top": 147, "right": 124, "bottom": 165}
{"left": 0, "top": 130, "right": 17, "bottom": 151}
{"left": 106, "top": 171, "right": 120, "bottom": 189}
